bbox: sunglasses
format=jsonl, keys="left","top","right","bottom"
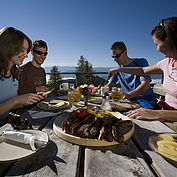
{"left": 112, "top": 50, "right": 124, "bottom": 59}
{"left": 33, "top": 50, "right": 48, "bottom": 56}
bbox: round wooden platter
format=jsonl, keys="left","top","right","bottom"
{"left": 37, "top": 100, "right": 71, "bottom": 111}
{"left": 53, "top": 112, "right": 134, "bottom": 146}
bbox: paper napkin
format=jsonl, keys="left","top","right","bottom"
{"left": 1, "top": 130, "right": 47, "bottom": 151}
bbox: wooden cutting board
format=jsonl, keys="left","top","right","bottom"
{"left": 37, "top": 100, "right": 71, "bottom": 111}
{"left": 53, "top": 112, "right": 134, "bottom": 146}
{"left": 110, "top": 100, "right": 141, "bottom": 112}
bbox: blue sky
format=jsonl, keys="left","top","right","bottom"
{"left": 1, "top": 0, "right": 177, "bottom": 67}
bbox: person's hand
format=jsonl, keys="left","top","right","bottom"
{"left": 36, "top": 86, "right": 48, "bottom": 93}
{"left": 127, "top": 108, "right": 159, "bottom": 120}
{"left": 108, "top": 67, "right": 120, "bottom": 79}
{"left": 14, "top": 93, "right": 44, "bottom": 106}
{"left": 124, "top": 92, "right": 131, "bottom": 99}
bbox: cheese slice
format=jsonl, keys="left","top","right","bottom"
{"left": 51, "top": 101, "right": 66, "bottom": 108}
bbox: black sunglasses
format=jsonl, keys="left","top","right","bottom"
{"left": 33, "top": 50, "right": 48, "bottom": 56}
{"left": 112, "top": 50, "right": 124, "bottom": 59}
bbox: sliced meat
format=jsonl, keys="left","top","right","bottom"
{"left": 98, "top": 126, "right": 107, "bottom": 140}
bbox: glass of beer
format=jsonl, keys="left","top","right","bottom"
{"left": 67, "top": 91, "right": 74, "bottom": 103}
{"left": 73, "top": 92, "right": 81, "bottom": 103}
{"left": 111, "top": 87, "right": 124, "bottom": 101}
{"left": 68, "top": 90, "right": 81, "bottom": 104}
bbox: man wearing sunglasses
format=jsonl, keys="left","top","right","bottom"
{"left": 106, "top": 41, "right": 157, "bottom": 108}
{"left": 18, "top": 40, "right": 49, "bottom": 95}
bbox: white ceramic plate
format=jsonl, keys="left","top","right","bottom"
{"left": 53, "top": 112, "right": 134, "bottom": 146}
{"left": 0, "top": 130, "right": 49, "bottom": 163}
{"left": 148, "top": 133, "right": 177, "bottom": 164}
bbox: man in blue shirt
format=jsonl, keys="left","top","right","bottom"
{"left": 106, "top": 41, "right": 157, "bottom": 108}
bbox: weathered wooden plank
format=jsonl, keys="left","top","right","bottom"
{"left": 132, "top": 119, "right": 177, "bottom": 177}
{"left": 153, "top": 83, "right": 166, "bottom": 100}
{"left": 84, "top": 139, "right": 155, "bottom": 177}
{"left": 4, "top": 117, "right": 81, "bottom": 177}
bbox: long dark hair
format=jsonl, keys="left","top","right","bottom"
{"left": 0, "top": 27, "right": 32, "bottom": 80}
{"left": 151, "top": 17, "right": 177, "bottom": 54}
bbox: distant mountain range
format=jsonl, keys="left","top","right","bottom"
{"left": 44, "top": 66, "right": 162, "bottom": 80}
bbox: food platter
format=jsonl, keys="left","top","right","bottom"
{"left": 37, "top": 100, "right": 70, "bottom": 111}
{"left": 148, "top": 133, "right": 177, "bottom": 164}
{"left": 53, "top": 112, "right": 134, "bottom": 146}
{"left": 88, "top": 98, "right": 141, "bottom": 112}
{"left": 89, "top": 97, "right": 102, "bottom": 104}
{"left": 0, "top": 130, "right": 49, "bottom": 163}
{"left": 110, "top": 100, "right": 141, "bottom": 112}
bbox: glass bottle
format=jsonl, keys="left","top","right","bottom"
{"left": 100, "top": 96, "right": 112, "bottom": 111}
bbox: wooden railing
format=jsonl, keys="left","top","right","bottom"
{"left": 46, "top": 72, "right": 165, "bottom": 99}
{"left": 46, "top": 72, "right": 108, "bottom": 86}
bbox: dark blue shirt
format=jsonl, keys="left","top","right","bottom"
{"left": 109, "top": 58, "right": 157, "bottom": 104}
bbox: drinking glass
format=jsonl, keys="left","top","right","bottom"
{"left": 67, "top": 91, "right": 74, "bottom": 103}
{"left": 73, "top": 92, "right": 81, "bottom": 103}
{"left": 67, "top": 90, "right": 81, "bottom": 104}
{"left": 101, "top": 86, "right": 109, "bottom": 96}
{"left": 111, "top": 87, "right": 124, "bottom": 101}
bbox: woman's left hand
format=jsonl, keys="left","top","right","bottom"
{"left": 127, "top": 108, "right": 159, "bottom": 120}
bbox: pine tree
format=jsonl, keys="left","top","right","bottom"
{"left": 76, "top": 56, "right": 93, "bottom": 85}
{"left": 48, "top": 66, "right": 62, "bottom": 91}
{"left": 75, "top": 56, "right": 105, "bottom": 86}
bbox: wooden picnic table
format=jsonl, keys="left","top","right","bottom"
{"left": 0, "top": 96, "right": 177, "bottom": 177}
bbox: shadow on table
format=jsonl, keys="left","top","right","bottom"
{"left": 87, "top": 139, "right": 145, "bottom": 160}
{"left": 5, "top": 140, "right": 66, "bottom": 176}
{"left": 86, "top": 124, "right": 159, "bottom": 164}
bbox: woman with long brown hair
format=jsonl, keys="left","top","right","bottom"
{"left": 0, "top": 27, "right": 43, "bottom": 119}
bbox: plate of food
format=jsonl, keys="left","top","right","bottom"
{"left": 0, "top": 129, "right": 49, "bottom": 163}
{"left": 148, "top": 133, "right": 177, "bottom": 163}
{"left": 53, "top": 107, "right": 134, "bottom": 146}
{"left": 88, "top": 97, "right": 102, "bottom": 104}
{"left": 37, "top": 100, "right": 70, "bottom": 111}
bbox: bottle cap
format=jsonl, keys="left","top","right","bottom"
{"left": 103, "top": 92, "right": 109, "bottom": 97}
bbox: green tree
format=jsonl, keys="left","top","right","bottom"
{"left": 76, "top": 56, "right": 93, "bottom": 85}
{"left": 75, "top": 56, "right": 106, "bottom": 86}
{"left": 48, "top": 66, "right": 62, "bottom": 91}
